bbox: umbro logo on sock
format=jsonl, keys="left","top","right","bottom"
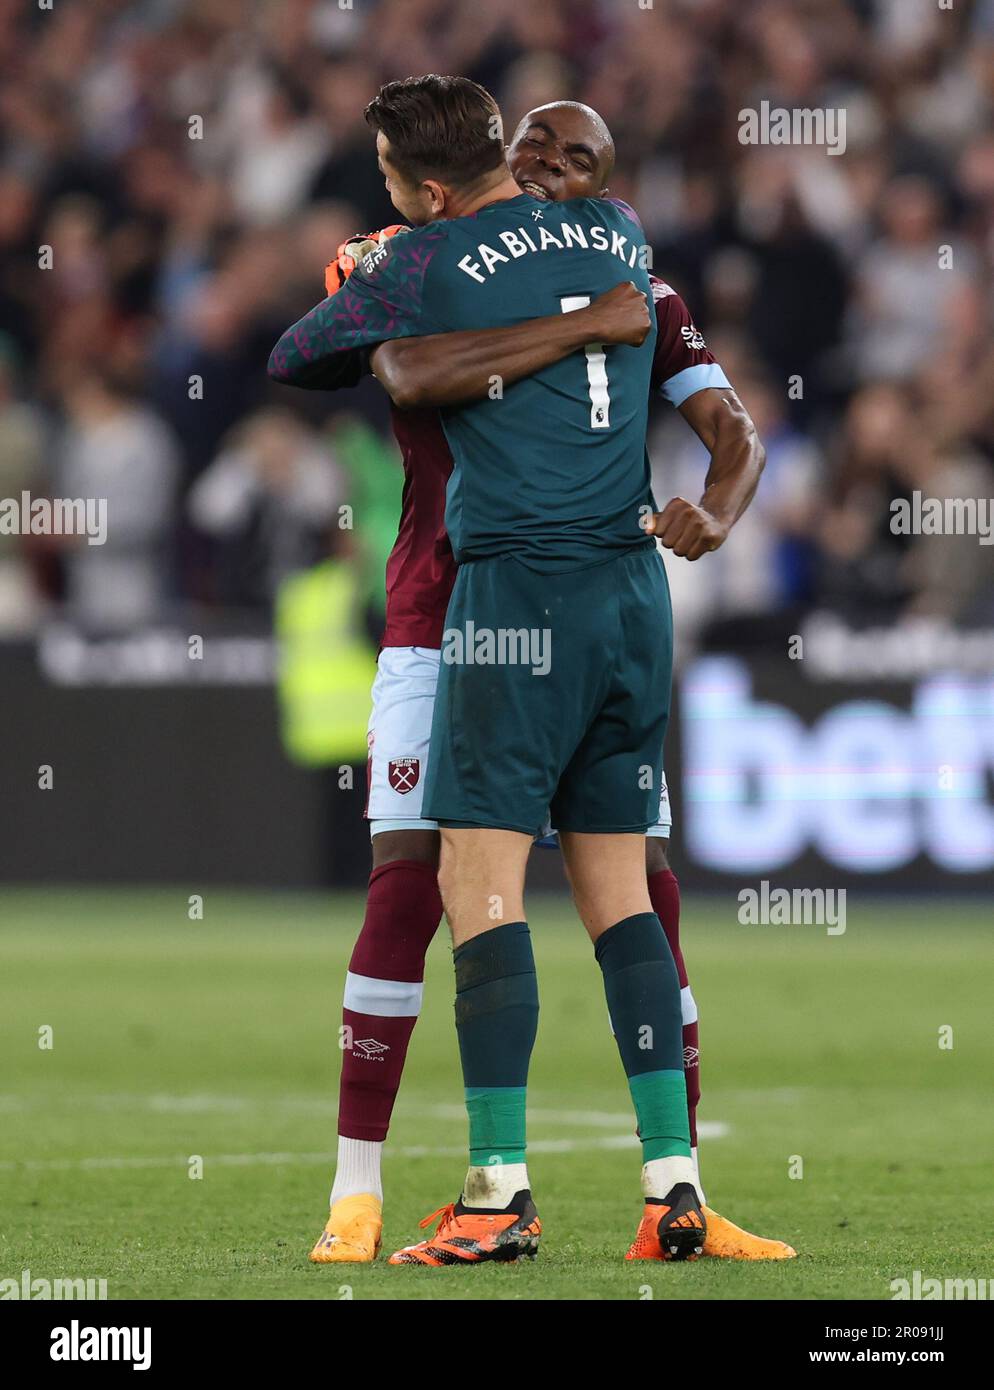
{"left": 354, "top": 1038, "right": 391, "bottom": 1059}
{"left": 683, "top": 1046, "right": 700, "bottom": 1067}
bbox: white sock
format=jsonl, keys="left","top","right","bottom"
{"left": 692, "top": 1146, "right": 706, "bottom": 1205}
{"left": 329, "top": 1137, "right": 383, "bottom": 1205}
{"left": 641, "top": 1154, "right": 704, "bottom": 1205}
{"left": 461, "top": 1162, "right": 529, "bottom": 1209}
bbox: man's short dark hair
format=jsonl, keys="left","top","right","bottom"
{"left": 364, "top": 75, "right": 505, "bottom": 189}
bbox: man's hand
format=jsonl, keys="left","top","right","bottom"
{"left": 580, "top": 282, "right": 651, "bottom": 346}
{"left": 324, "top": 225, "right": 408, "bottom": 297}
{"left": 642, "top": 497, "right": 729, "bottom": 560}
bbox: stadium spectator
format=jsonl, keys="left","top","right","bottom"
{"left": 814, "top": 383, "right": 919, "bottom": 624}
{"left": 188, "top": 406, "right": 344, "bottom": 609}
{"left": 0, "top": 340, "right": 46, "bottom": 634}
{"left": 54, "top": 368, "right": 179, "bottom": 633}
{"left": 0, "top": 0, "right": 989, "bottom": 648}
{"left": 847, "top": 177, "right": 980, "bottom": 385}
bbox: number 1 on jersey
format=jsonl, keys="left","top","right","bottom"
{"left": 561, "top": 295, "right": 611, "bottom": 430}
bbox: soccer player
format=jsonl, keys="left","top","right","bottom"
{"left": 270, "top": 80, "right": 792, "bottom": 1265}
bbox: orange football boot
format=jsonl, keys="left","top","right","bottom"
{"left": 701, "top": 1206, "right": 797, "bottom": 1260}
{"left": 309, "top": 1193, "right": 382, "bottom": 1264}
{"left": 388, "top": 1192, "right": 541, "bottom": 1266}
{"left": 625, "top": 1183, "right": 706, "bottom": 1262}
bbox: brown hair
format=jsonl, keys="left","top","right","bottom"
{"left": 364, "top": 75, "right": 505, "bottom": 189}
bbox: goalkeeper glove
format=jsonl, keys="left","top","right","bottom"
{"left": 324, "top": 224, "right": 408, "bottom": 297}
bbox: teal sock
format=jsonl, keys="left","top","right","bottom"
{"left": 454, "top": 922, "right": 538, "bottom": 1166}
{"left": 595, "top": 912, "right": 691, "bottom": 1162}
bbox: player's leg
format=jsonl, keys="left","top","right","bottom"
{"left": 441, "top": 826, "right": 535, "bottom": 1215}
{"left": 550, "top": 546, "right": 704, "bottom": 1259}
{"left": 644, "top": 818, "right": 701, "bottom": 1172}
{"left": 388, "top": 827, "right": 542, "bottom": 1265}
{"left": 387, "top": 557, "right": 559, "bottom": 1266}
{"left": 559, "top": 829, "right": 704, "bottom": 1261}
{"left": 311, "top": 647, "right": 445, "bottom": 1264}
{"left": 333, "top": 827, "right": 441, "bottom": 1186}
{"left": 645, "top": 813, "right": 796, "bottom": 1259}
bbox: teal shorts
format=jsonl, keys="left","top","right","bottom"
{"left": 422, "top": 545, "right": 672, "bottom": 835}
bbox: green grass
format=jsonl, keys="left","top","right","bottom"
{"left": 1, "top": 888, "right": 991, "bottom": 1300}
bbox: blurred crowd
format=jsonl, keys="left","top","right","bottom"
{"left": 1, "top": 0, "right": 993, "bottom": 646}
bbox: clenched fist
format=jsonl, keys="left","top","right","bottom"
{"left": 642, "top": 497, "right": 728, "bottom": 561}
{"left": 582, "top": 281, "right": 651, "bottom": 346}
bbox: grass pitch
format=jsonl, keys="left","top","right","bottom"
{"left": 1, "top": 888, "right": 991, "bottom": 1301}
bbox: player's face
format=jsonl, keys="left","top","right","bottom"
{"left": 376, "top": 133, "right": 435, "bottom": 226}
{"left": 507, "top": 107, "right": 611, "bottom": 203}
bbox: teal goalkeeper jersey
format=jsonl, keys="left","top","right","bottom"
{"left": 269, "top": 193, "right": 658, "bottom": 570}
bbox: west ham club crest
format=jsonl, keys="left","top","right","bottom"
{"left": 388, "top": 757, "right": 420, "bottom": 794}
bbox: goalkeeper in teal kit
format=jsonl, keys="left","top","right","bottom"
{"left": 270, "top": 76, "right": 708, "bottom": 1266}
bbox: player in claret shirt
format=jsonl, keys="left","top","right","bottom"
{"left": 270, "top": 79, "right": 793, "bottom": 1267}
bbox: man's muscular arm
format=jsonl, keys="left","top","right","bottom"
{"left": 370, "top": 282, "right": 650, "bottom": 409}
{"left": 644, "top": 388, "right": 765, "bottom": 561}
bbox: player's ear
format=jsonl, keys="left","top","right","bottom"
{"left": 423, "top": 178, "right": 446, "bottom": 216}
{"left": 599, "top": 185, "right": 610, "bottom": 198}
